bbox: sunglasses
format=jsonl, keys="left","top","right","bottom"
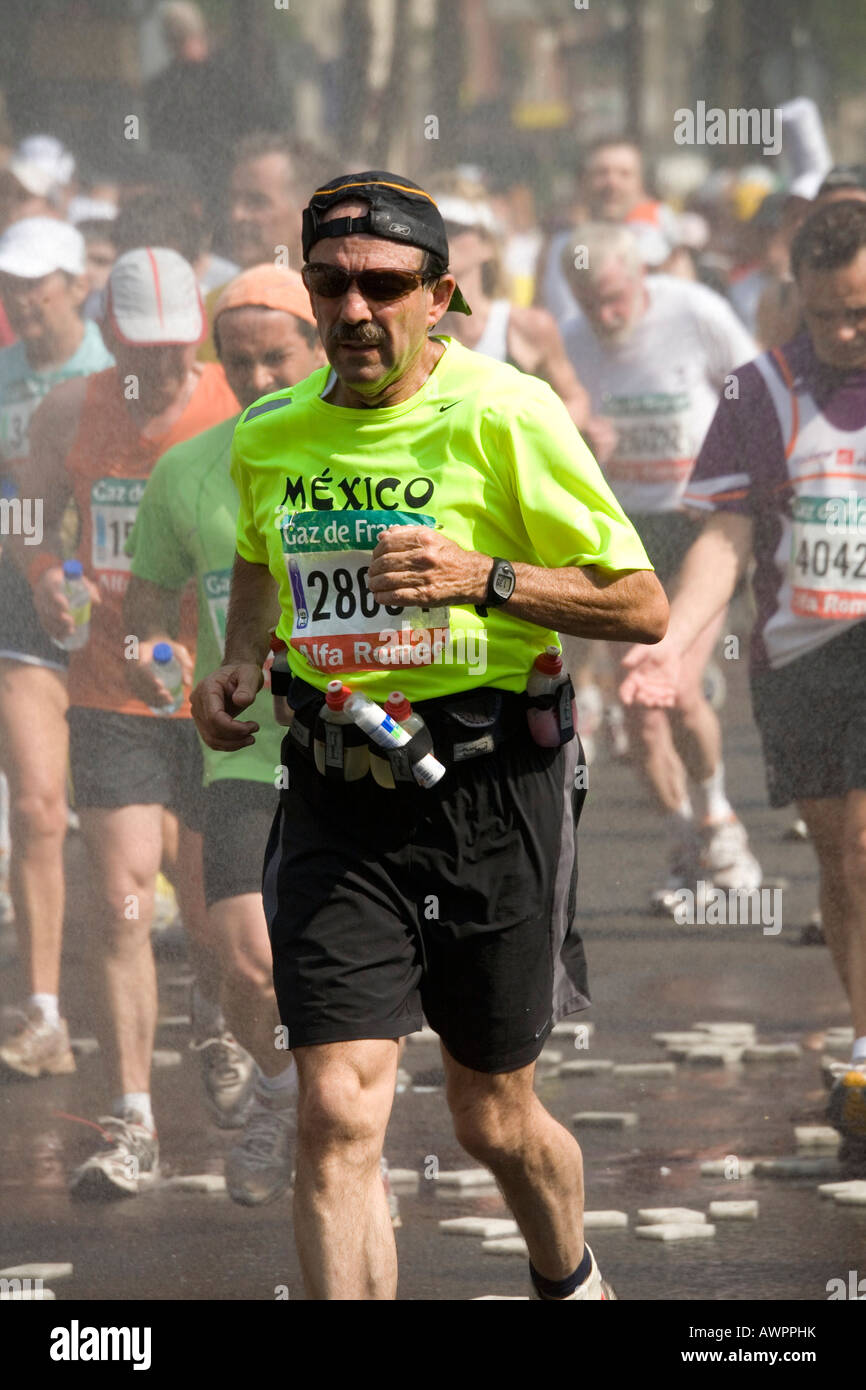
{"left": 301, "top": 264, "right": 433, "bottom": 302}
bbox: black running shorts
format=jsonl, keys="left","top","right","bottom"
{"left": 263, "top": 726, "right": 590, "bottom": 1074}
{"left": 203, "top": 778, "right": 279, "bottom": 907}
{"left": 750, "top": 621, "right": 866, "bottom": 808}
{"left": 67, "top": 707, "right": 205, "bottom": 830}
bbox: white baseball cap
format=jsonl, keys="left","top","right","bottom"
{"left": 0, "top": 217, "right": 85, "bottom": 278}
{"left": 8, "top": 135, "right": 75, "bottom": 199}
{"left": 104, "top": 246, "right": 205, "bottom": 345}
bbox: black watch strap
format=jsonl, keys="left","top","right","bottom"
{"left": 475, "top": 556, "right": 515, "bottom": 617}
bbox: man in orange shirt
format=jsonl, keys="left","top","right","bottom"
{"left": 26, "top": 247, "right": 239, "bottom": 1197}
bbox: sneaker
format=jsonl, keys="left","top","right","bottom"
{"left": 698, "top": 816, "right": 762, "bottom": 890}
{"left": 798, "top": 910, "right": 824, "bottom": 947}
{"left": 190, "top": 1032, "right": 256, "bottom": 1129}
{"left": 650, "top": 827, "right": 699, "bottom": 916}
{"left": 784, "top": 818, "right": 809, "bottom": 842}
{"left": 381, "top": 1154, "right": 402, "bottom": 1229}
{"left": 0, "top": 1007, "right": 76, "bottom": 1080}
{"left": 604, "top": 702, "right": 630, "bottom": 760}
{"left": 528, "top": 1243, "right": 616, "bottom": 1300}
{"left": 828, "top": 1066, "right": 866, "bottom": 1140}
{"left": 69, "top": 1112, "right": 159, "bottom": 1200}
{"left": 225, "top": 1091, "right": 295, "bottom": 1206}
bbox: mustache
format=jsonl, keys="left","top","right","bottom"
{"left": 330, "top": 322, "right": 386, "bottom": 347}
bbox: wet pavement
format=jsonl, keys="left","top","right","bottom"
{"left": 1, "top": 653, "right": 864, "bottom": 1305}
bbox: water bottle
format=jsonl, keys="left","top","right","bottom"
{"left": 526, "top": 645, "right": 575, "bottom": 747}
{"left": 369, "top": 691, "right": 429, "bottom": 788}
{"left": 146, "top": 641, "right": 184, "bottom": 716}
{"left": 267, "top": 636, "right": 294, "bottom": 727}
{"left": 344, "top": 690, "right": 446, "bottom": 789}
{"left": 51, "top": 559, "right": 91, "bottom": 651}
{"left": 313, "top": 680, "right": 370, "bottom": 780}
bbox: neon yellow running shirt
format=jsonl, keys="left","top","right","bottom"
{"left": 231, "top": 337, "right": 652, "bottom": 701}
{"left": 127, "top": 415, "right": 283, "bottom": 787}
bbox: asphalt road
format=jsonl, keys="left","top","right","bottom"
{"left": 1, "top": 648, "right": 863, "bottom": 1308}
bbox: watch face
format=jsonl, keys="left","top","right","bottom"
{"left": 492, "top": 563, "right": 515, "bottom": 599}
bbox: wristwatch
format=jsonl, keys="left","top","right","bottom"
{"left": 475, "top": 557, "right": 516, "bottom": 617}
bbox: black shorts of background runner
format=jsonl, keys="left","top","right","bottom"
{"left": 750, "top": 620, "right": 866, "bottom": 808}
{"left": 0, "top": 555, "right": 69, "bottom": 670}
{"left": 263, "top": 722, "right": 590, "bottom": 1074}
{"left": 630, "top": 512, "right": 700, "bottom": 587}
{"left": 67, "top": 708, "right": 205, "bottom": 830}
{"left": 203, "top": 778, "right": 278, "bottom": 908}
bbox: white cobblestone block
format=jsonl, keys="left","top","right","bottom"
{"left": 435, "top": 1169, "right": 496, "bottom": 1187}
{"left": 406, "top": 1027, "right": 439, "bottom": 1044}
{"left": 573, "top": 1111, "right": 638, "bottom": 1128}
{"left": 794, "top": 1126, "right": 841, "bottom": 1151}
{"left": 551, "top": 1021, "right": 594, "bottom": 1038}
{"left": 152, "top": 1049, "right": 183, "bottom": 1067}
{"left": 742, "top": 1044, "right": 802, "bottom": 1062}
{"left": 614, "top": 1062, "right": 677, "bottom": 1077}
{"left": 653, "top": 1032, "right": 708, "bottom": 1048}
{"left": 482, "top": 1236, "right": 529, "bottom": 1256}
{"left": 69, "top": 1037, "right": 100, "bottom": 1055}
{"left": 700, "top": 1158, "right": 755, "bottom": 1177}
{"left": 638, "top": 1207, "right": 706, "bottom": 1224}
{"left": 439, "top": 1218, "right": 519, "bottom": 1238}
{"left": 163, "top": 1173, "right": 226, "bottom": 1193}
{"left": 559, "top": 1059, "right": 615, "bottom": 1075}
{"left": 681, "top": 1046, "right": 744, "bottom": 1065}
{"left": 0, "top": 1262, "right": 72, "bottom": 1280}
{"left": 692, "top": 1023, "right": 756, "bottom": 1040}
{"left": 584, "top": 1210, "right": 629, "bottom": 1228}
{"left": 636, "top": 1223, "right": 716, "bottom": 1241}
{"left": 708, "top": 1201, "right": 759, "bottom": 1220}
{"left": 539, "top": 1049, "right": 563, "bottom": 1064}
{"left": 834, "top": 1188, "right": 866, "bottom": 1206}
{"left": 157, "top": 1014, "right": 191, "bottom": 1028}
{"left": 435, "top": 1184, "right": 501, "bottom": 1202}
{"left": 818, "top": 1179, "right": 866, "bottom": 1199}
{"left": 386, "top": 1169, "right": 419, "bottom": 1191}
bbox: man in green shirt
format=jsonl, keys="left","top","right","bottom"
{"left": 126, "top": 265, "right": 325, "bottom": 1203}
{"left": 193, "top": 171, "right": 668, "bottom": 1299}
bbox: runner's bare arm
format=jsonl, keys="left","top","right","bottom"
{"left": 191, "top": 553, "right": 281, "bottom": 751}
{"left": 511, "top": 306, "right": 591, "bottom": 430}
{"left": 16, "top": 376, "right": 86, "bottom": 560}
{"left": 24, "top": 378, "right": 100, "bottom": 641}
{"left": 123, "top": 576, "right": 194, "bottom": 705}
{"left": 366, "top": 525, "right": 668, "bottom": 642}
{"left": 619, "top": 511, "right": 753, "bottom": 706}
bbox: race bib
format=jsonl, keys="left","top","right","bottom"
{"left": 280, "top": 509, "right": 450, "bottom": 671}
{"left": 203, "top": 567, "right": 231, "bottom": 652}
{"left": 0, "top": 395, "right": 41, "bottom": 463}
{"left": 91, "top": 477, "right": 147, "bottom": 576}
{"left": 790, "top": 495, "right": 866, "bottom": 620}
{"left": 604, "top": 392, "right": 692, "bottom": 486}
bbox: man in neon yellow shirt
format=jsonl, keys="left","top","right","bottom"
{"left": 125, "top": 266, "right": 325, "bottom": 1204}
{"left": 193, "top": 171, "right": 668, "bottom": 1301}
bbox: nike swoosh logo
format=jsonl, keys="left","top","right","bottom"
{"left": 439, "top": 401, "right": 459, "bottom": 412}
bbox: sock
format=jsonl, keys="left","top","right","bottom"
{"left": 114, "top": 1092, "right": 154, "bottom": 1132}
{"left": 666, "top": 794, "right": 694, "bottom": 842}
{"left": 191, "top": 982, "right": 225, "bottom": 1041}
{"left": 30, "top": 993, "right": 60, "bottom": 1028}
{"left": 256, "top": 1061, "right": 297, "bottom": 1103}
{"left": 529, "top": 1245, "right": 592, "bottom": 1300}
{"left": 690, "top": 764, "right": 733, "bottom": 825}
{"left": 851, "top": 1036, "right": 866, "bottom": 1067}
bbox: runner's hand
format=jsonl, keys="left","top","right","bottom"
{"left": 584, "top": 415, "right": 618, "bottom": 467}
{"left": 367, "top": 526, "right": 489, "bottom": 607}
{"left": 125, "top": 638, "right": 194, "bottom": 709}
{"left": 191, "top": 663, "right": 263, "bottom": 751}
{"left": 33, "top": 565, "right": 101, "bottom": 643}
{"left": 619, "top": 633, "right": 682, "bottom": 708}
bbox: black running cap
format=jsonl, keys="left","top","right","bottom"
{"left": 818, "top": 164, "right": 866, "bottom": 197}
{"left": 302, "top": 170, "right": 471, "bottom": 314}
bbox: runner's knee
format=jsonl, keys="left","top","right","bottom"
{"left": 11, "top": 787, "right": 67, "bottom": 842}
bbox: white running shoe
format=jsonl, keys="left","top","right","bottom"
{"left": 69, "top": 1111, "right": 159, "bottom": 1200}
{"left": 225, "top": 1091, "right": 295, "bottom": 1206}
{"left": 650, "top": 826, "right": 699, "bottom": 916}
{"left": 528, "top": 1243, "right": 616, "bottom": 1300}
{"left": 698, "top": 816, "right": 762, "bottom": 890}
{"left": 191, "top": 1032, "right": 256, "bottom": 1129}
{"left": 0, "top": 1006, "right": 76, "bottom": 1079}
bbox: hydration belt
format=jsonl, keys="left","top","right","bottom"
{"left": 280, "top": 675, "right": 531, "bottom": 778}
